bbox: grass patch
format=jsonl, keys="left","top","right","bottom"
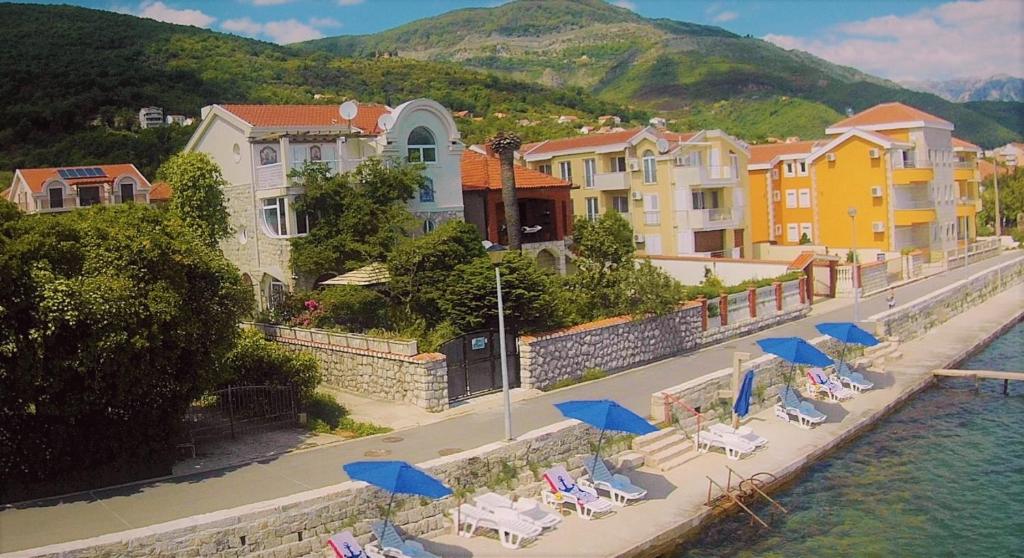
{"left": 305, "top": 391, "right": 392, "bottom": 438}
{"left": 544, "top": 367, "right": 608, "bottom": 391}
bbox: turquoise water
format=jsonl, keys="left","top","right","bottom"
{"left": 674, "top": 320, "right": 1024, "bottom": 558}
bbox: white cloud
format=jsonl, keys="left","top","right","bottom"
{"left": 612, "top": 0, "right": 636, "bottom": 10}
{"left": 133, "top": 1, "right": 215, "bottom": 27}
{"left": 222, "top": 17, "right": 327, "bottom": 44}
{"left": 309, "top": 16, "right": 342, "bottom": 28}
{"left": 337, "top": 0, "right": 364, "bottom": 5}
{"left": 712, "top": 11, "right": 738, "bottom": 23}
{"left": 764, "top": 0, "right": 1024, "bottom": 81}
{"left": 222, "top": 17, "right": 264, "bottom": 35}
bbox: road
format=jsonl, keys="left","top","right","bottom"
{"left": 1, "top": 251, "right": 1019, "bottom": 553}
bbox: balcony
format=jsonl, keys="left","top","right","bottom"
{"left": 256, "top": 163, "right": 285, "bottom": 190}
{"left": 894, "top": 208, "right": 936, "bottom": 226}
{"left": 892, "top": 197, "right": 934, "bottom": 210}
{"left": 892, "top": 166, "right": 933, "bottom": 185}
{"left": 672, "top": 165, "right": 740, "bottom": 188}
{"left": 953, "top": 166, "right": 978, "bottom": 182}
{"left": 674, "top": 206, "right": 743, "bottom": 230}
{"left": 591, "top": 171, "right": 630, "bottom": 191}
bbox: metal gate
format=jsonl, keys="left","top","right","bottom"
{"left": 440, "top": 329, "right": 520, "bottom": 402}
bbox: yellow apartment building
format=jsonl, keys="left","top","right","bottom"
{"left": 748, "top": 102, "right": 979, "bottom": 256}
{"left": 521, "top": 127, "right": 753, "bottom": 258}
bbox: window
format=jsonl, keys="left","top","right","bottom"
{"left": 268, "top": 279, "right": 287, "bottom": 310}
{"left": 643, "top": 194, "right": 660, "bottom": 225}
{"left": 784, "top": 162, "right": 795, "bottom": 177}
{"left": 785, "top": 190, "right": 797, "bottom": 208}
{"left": 422, "top": 218, "right": 437, "bottom": 234}
{"left": 612, "top": 196, "right": 629, "bottom": 213}
{"left": 786, "top": 223, "right": 799, "bottom": 242}
{"left": 259, "top": 146, "right": 278, "bottom": 166}
{"left": 419, "top": 177, "right": 435, "bottom": 203}
{"left": 309, "top": 145, "right": 322, "bottom": 162}
{"left": 585, "top": 197, "right": 599, "bottom": 221}
{"left": 798, "top": 161, "right": 808, "bottom": 175}
{"left": 119, "top": 180, "right": 135, "bottom": 203}
{"left": 799, "top": 223, "right": 812, "bottom": 242}
{"left": 559, "top": 161, "right": 573, "bottom": 181}
{"left": 645, "top": 234, "right": 663, "bottom": 255}
{"left": 610, "top": 156, "right": 627, "bottom": 173}
{"left": 584, "top": 158, "right": 596, "bottom": 188}
{"left": 798, "top": 188, "right": 811, "bottom": 208}
{"left": 538, "top": 163, "right": 552, "bottom": 175}
{"left": 407, "top": 127, "right": 437, "bottom": 163}
{"left": 642, "top": 150, "right": 657, "bottom": 183}
{"left": 262, "top": 197, "right": 287, "bottom": 236}
{"left": 692, "top": 191, "right": 706, "bottom": 210}
{"left": 79, "top": 186, "right": 100, "bottom": 207}
{"left": 48, "top": 186, "right": 64, "bottom": 209}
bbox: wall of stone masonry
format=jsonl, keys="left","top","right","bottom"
{"left": 27, "top": 420, "right": 633, "bottom": 558}
{"left": 517, "top": 303, "right": 704, "bottom": 390}
{"left": 872, "top": 255, "right": 1023, "bottom": 342}
{"left": 699, "top": 305, "right": 810, "bottom": 347}
{"left": 248, "top": 323, "right": 449, "bottom": 412}
{"left": 859, "top": 260, "right": 889, "bottom": 295}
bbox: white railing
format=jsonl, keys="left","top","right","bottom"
{"left": 944, "top": 238, "right": 1001, "bottom": 269}
{"left": 672, "top": 165, "right": 740, "bottom": 187}
{"left": 591, "top": 171, "right": 630, "bottom": 190}
{"left": 674, "top": 207, "right": 743, "bottom": 230}
{"left": 893, "top": 198, "right": 935, "bottom": 210}
{"left": 256, "top": 163, "right": 284, "bottom": 190}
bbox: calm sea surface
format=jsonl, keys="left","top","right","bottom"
{"left": 674, "top": 320, "right": 1024, "bottom": 558}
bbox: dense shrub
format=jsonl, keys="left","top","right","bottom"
{"left": 221, "top": 329, "right": 321, "bottom": 404}
{"left": 305, "top": 391, "right": 347, "bottom": 431}
{"left": 315, "top": 285, "right": 388, "bottom": 331}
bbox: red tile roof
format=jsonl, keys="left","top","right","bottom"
{"left": 748, "top": 140, "right": 822, "bottom": 165}
{"left": 830, "top": 102, "right": 951, "bottom": 129}
{"left": 220, "top": 103, "right": 392, "bottom": 134}
{"left": 462, "top": 150, "right": 571, "bottom": 190}
{"left": 659, "top": 131, "right": 699, "bottom": 143}
{"left": 521, "top": 128, "right": 644, "bottom": 156}
{"left": 952, "top": 137, "right": 981, "bottom": 152}
{"left": 16, "top": 164, "right": 149, "bottom": 194}
{"left": 149, "top": 181, "right": 172, "bottom": 201}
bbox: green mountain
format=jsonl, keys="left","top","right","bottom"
{"left": 0, "top": 3, "right": 643, "bottom": 178}
{"left": 299, "top": 0, "right": 1023, "bottom": 147}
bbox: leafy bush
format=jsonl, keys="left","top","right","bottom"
{"left": 315, "top": 285, "right": 388, "bottom": 331}
{"left": 222, "top": 329, "right": 321, "bottom": 404}
{"left": 545, "top": 367, "right": 608, "bottom": 391}
{"left": 305, "top": 391, "right": 347, "bottom": 430}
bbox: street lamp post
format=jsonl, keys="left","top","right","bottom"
{"left": 848, "top": 207, "right": 860, "bottom": 322}
{"left": 487, "top": 244, "right": 514, "bottom": 441}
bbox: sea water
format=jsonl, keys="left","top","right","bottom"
{"left": 674, "top": 320, "right": 1024, "bottom": 558}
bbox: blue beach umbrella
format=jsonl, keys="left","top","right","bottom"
{"left": 555, "top": 399, "right": 657, "bottom": 463}
{"left": 756, "top": 337, "right": 835, "bottom": 367}
{"left": 343, "top": 461, "right": 452, "bottom": 540}
{"left": 733, "top": 370, "right": 756, "bottom": 418}
{"left": 816, "top": 322, "right": 879, "bottom": 370}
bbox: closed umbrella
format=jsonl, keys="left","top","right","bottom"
{"left": 554, "top": 399, "right": 657, "bottom": 465}
{"left": 343, "top": 460, "right": 452, "bottom": 542}
{"left": 815, "top": 322, "right": 879, "bottom": 370}
{"left": 733, "top": 369, "right": 755, "bottom": 419}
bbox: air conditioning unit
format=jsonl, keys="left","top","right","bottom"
{"left": 870, "top": 186, "right": 883, "bottom": 197}
{"left": 872, "top": 221, "right": 885, "bottom": 233}
{"left": 631, "top": 191, "right": 644, "bottom": 201}
{"left": 826, "top": 153, "right": 837, "bottom": 162}
{"left": 869, "top": 148, "right": 880, "bottom": 159}
{"left": 772, "top": 190, "right": 781, "bottom": 202}
{"left": 628, "top": 159, "right": 640, "bottom": 171}
{"left": 774, "top": 224, "right": 782, "bottom": 236}
{"left": 633, "top": 233, "right": 645, "bottom": 243}
{"left": 770, "top": 169, "right": 779, "bottom": 179}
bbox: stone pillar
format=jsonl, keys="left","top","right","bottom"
{"left": 799, "top": 278, "right": 807, "bottom": 305}
{"left": 774, "top": 281, "right": 783, "bottom": 311}
{"left": 747, "top": 287, "right": 757, "bottom": 319}
{"left": 719, "top": 293, "right": 729, "bottom": 327}
{"left": 699, "top": 297, "right": 708, "bottom": 331}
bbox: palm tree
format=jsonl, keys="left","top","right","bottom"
{"left": 488, "top": 131, "right": 523, "bottom": 250}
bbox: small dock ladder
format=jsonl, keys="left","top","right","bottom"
{"left": 705, "top": 466, "right": 788, "bottom": 528}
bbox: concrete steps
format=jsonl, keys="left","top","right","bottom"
{"left": 632, "top": 428, "right": 697, "bottom": 471}
{"left": 856, "top": 340, "right": 903, "bottom": 371}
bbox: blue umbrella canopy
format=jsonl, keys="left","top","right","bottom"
{"left": 554, "top": 399, "right": 658, "bottom": 436}
{"left": 733, "top": 370, "right": 755, "bottom": 418}
{"left": 343, "top": 461, "right": 452, "bottom": 499}
{"left": 815, "top": 322, "right": 879, "bottom": 347}
{"left": 756, "top": 337, "right": 834, "bottom": 367}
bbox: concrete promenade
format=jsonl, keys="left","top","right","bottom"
{"left": 0, "top": 251, "right": 1020, "bottom": 553}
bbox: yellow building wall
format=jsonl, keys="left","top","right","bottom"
{"left": 812, "top": 136, "right": 892, "bottom": 250}
{"left": 770, "top": 170, "right": 815, "bottom": 245}
{"left": 748, "top": 169, "right": 770, "bottom": 244}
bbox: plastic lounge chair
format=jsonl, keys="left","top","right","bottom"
{"left": 775, "top": 385, "right": 827, "bottom": 428}
{"left": 708, "top": 422, "right": 768, "bottom": 448}
{"left": 837, "top": 362, "right": 874, "bottom": 392}
{"left": 695, "top": 429, "right": 756, "bottom": 460}
{"left": 451, "top": 503, "right": 541, "bottom": 549}
{"left": 580, "top": 455, "right": 646, "bottom": 506}
{"left": 808, "top": 369, "right": 855, "bottom": 401}
{"left": 329, "top": 531, "right": 384, "bottom": 558}
{"left": 371, "top": 521, "right": 439, "bottom": 558}
{"left": 541, "top": 465, "right": 615, "bottom": 520}
{"left": 473, "top": 493, "right": 561, "bottom": 530}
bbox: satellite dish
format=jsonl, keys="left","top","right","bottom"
{"left": 656, "top": 138, "right": 670, "bottom": 153}
{"left": 377, "top": 113, "right": 395, "bottom": 132}
{"left": 339, "top": 101, "right": 358, "bottom": 121}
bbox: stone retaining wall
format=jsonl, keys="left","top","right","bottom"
{"left": 247, "top": 323, "right": 449, "bottom": 412}
{"left": 699, "top": 305, "right": 810, "bottom": 347}
{"left": 859, "top": 261, "right": 888, "bottom": 294}
{"left": 23, "top": 420, "right": 632, "bottom": 558}
{"left": 871, "top": 254, "right": 1024, "bottom": 342}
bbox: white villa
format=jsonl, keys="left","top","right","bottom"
{"left": 3, "top": 164, "right": 157, "bottom": 214}
{"left": 184, "top": 99, "right": 465, "bottom": 309}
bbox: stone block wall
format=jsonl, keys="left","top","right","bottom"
{"left": 859, "top": 261, "right": 888, "bottom": 295}
{"left": 699, "top": 305, "right": 811, "bottom": 347}
{"left": 872, "top": 255, "right": 1023, "bottom": 342}
{"left": 518, "top": 304, "right": 703, "bottom": 390}
{"left": 27, "top": 420, "right": 633, "bottom": 558}
{"left": 250, "top": 324, "right": 449, "bottom": 412}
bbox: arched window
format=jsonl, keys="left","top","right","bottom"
{"left": 118, "top": 178, "right": 136, "bottom": 204}
{"left": 309, "top": 145, "right": 322, "bottom": 161}
{"left": 422, "top": 218, "right": 437, "bottom": 234}
{"left": 642, "top": 150, "right": 657, "bottom": 184}
{"left": 260, "top": 146, "right": 278, "bottom": 166}
{"left": 407, "top": 127, "right": 437, "bottom": 163}
{"left": 419, "top": 177, "right": 435, "bottom": 202}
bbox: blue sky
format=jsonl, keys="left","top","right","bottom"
{"left": 20, "top": 0, "right": 1024, "bottom": 81}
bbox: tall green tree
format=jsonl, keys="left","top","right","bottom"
{"left": 980, "top": 166, "right": 1024, "bottom": 233}
{"left": 157, "top": 152, "right": 232, "bottom": 247}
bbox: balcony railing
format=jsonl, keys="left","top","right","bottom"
{"left": 591, "top": 171, "right": 630, "bottom": 191}
{"left": 674, "top": 207, "right": 743, "bottom": 230}
{"left": 256, "top": 163, "right": 284, "bottom": 190}
{"left": 672, "top": 165, "right": 740, "bottom": 187}
{"left": 893, "top": 198, "right": 935, "bottom": 210}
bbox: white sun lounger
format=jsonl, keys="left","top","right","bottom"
{"left": 580, "top": 455, "right": 646, "bottom": 506}
{"left": 371, "top": 521, "right": 439, "bottom": 558}
{"left": 708, "top": 422, "right": 768, "bottom": 448}
{"left": 836, "top": 362, "right": 874, "bottom": 392}
{"left": 695, "top": 429, "right": 756, "bottom": 460}
{"left": 807, "top": 368, "right": 855, "bottom": 401}
{"left": 451, "top": 503, "right": 542, "bottom": 549}
{"left": 328, "top": 530, "right": 383, "bottom": 558}
{"left": 542, "top": 465, "right": 615, "bottom": 520}
{"left": 473, "top": 492, "right": 561, "bottom": 530}
{"left": 775, "top": 385, "right": 827, "bottom": 428}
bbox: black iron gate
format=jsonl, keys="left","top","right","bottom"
{"left": 440, "top": 329, "right": 520, "bottom": 401}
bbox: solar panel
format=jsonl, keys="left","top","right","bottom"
{"left": 92, "top": 167, "right": 107, "bottom": 177}
{"left": 71, "top": 169, "right": 84, "bottom": 178}
{"left": 84, "top": 168, "right": 97, "bottom": 177}
{"left": 58, "top": 169, "right": 72, "bottom": 179}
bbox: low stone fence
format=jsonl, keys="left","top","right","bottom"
{"left": 859, "top": 260, "right": 888, "bottom": 294}
{"left": 247, "top": 323, "right": 449, "bottom": 412}
{"left": 23, "top": 420, "right": 632, "bottom": 558}
{"left": 870, "top": 254, "right": 1024, "bottom": 342}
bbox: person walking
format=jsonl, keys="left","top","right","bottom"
{"left": 887, "top": 288, "right": 896, "bottom": 310}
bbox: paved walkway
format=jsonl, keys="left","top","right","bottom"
{"left": 1, "top": 252, "right": 1020, "bottom": 553}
